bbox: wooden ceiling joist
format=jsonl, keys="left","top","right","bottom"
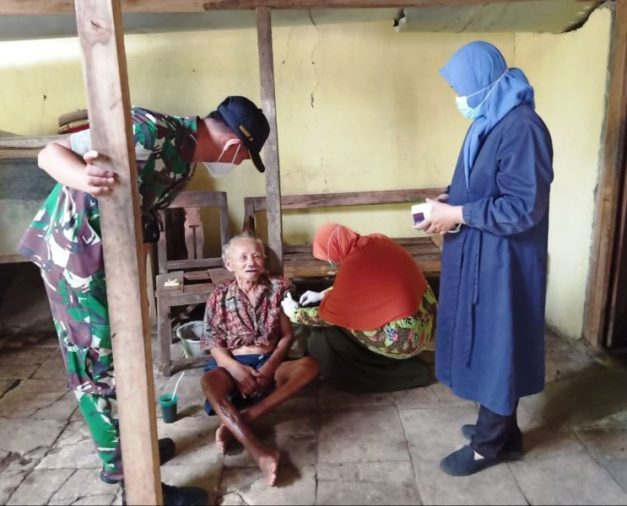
{"left": 1, "top": 0, "right": 561, "bottom": 15}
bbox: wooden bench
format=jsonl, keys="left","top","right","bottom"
{"left": 154, "top": 191, "right": 231, "bottom": 376}
{"left": 243, "top": 188, "right": 445, "bottom": 279}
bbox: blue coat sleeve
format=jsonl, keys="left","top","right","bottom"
{"left": 461, "top": 119, "right": 553, "bottom": 236}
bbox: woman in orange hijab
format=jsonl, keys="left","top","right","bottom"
{"left": 281, "top": 223, "right": 437, "bottom": 393}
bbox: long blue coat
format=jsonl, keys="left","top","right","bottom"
{"left": 435, "top": 104, "right": 553, "bottom": 416}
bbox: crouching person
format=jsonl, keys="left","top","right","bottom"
{"left": 200, "top": 233, "right": 319, "bottom": 486}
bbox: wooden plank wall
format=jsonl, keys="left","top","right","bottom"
{"left": 598, "top": 0, "right": 627, "bottom": 348}
{"left": 74, "top": 0, "right": 161, "bottom": 503}
{"left": 584, "top": 0, "right": 627, "bottom": 346}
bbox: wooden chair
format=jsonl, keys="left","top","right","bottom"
{"left": 243, "top": 188, "right": 444, "bottom": 279}
{"left": 154, "top": 191, "right": 230, "bottom": 376}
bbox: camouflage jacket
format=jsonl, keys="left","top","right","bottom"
{"left": 18, "top": 107, "right": 198, "bottom": 288}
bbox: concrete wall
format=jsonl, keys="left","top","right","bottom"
{"left": 0, "top": 6, "right": 612, "bottom": 339}
{"left": 514, "top": 7, "right": 611, "bottom": 338}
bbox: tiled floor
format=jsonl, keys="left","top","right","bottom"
{"left": 1, "top": 332, "right": 626, "bottom": 505}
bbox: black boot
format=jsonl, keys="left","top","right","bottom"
{"left": 100, "top": 438, "right": 176, "bottom": 484}
{"left": 158, "top": 437, "right": 176, "bottom": 465}
{"left": 120, "top": 483, "right": 208, "bottom": 506}
{"left": 161, "top": 483, "right": 208, "bottom": 506}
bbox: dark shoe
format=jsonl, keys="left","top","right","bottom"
{"left": 100, "top": 469, "right": 124, "bottom": 485}
{"left": 440, "top": 445, "right": 504, "bottom": 476}
{"left": 120, "top": 483, "right": 208, "bottom": 506}
{"left": 159, "top": 437, "right": 176, "bottom": 465}
{"left": 461, "top": 424, "right": 476, "bottom": 441}
{"left": 162, "top": 483, "right": 208, "bottom": 506}
{"left": 461, "top": 425, "right": 523, "bottom": 457}
{"left": 99, "top": 438, "right": 175, "bottom": 485}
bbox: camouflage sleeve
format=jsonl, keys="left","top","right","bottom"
{"left": 131, "top": 108, "right": 159, "bottom": 162}
{"left": 200, "top": 291, "right": 228, "bottom": 350}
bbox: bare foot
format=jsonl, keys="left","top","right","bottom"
{"left": 257, "top": 448, "right": 280, "bottom": 486}
{"left": 215, "top": 424, "right": 232, "bottom": 454}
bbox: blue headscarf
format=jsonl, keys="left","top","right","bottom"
{"left": 440, "top": 41, "right": 535, "bottom": 188}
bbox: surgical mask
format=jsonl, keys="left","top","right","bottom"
{"left": 455, "top": 71, "right": 507, "bottom": 120}
{"left": 203, "top": 139, "right": 241, "bottom": 178}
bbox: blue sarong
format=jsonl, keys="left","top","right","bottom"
{"left": 203, "top": 353, "right": 271, "bottom": 416}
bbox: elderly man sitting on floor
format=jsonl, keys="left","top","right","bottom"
{"left": 200, "top": 232, "right": 319, "bottom": 486}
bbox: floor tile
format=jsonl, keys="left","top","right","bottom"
{"left": 316, "top": 480, "right": 422, "bottom": 505}
{"left": 319, "top": 406, "right": 411, "bottom": 463}
{"left": 510, "top": 451, "right": 627, "bottom": 505}
{"left": 6, "top": 468, "right": 74, "bottom": 505}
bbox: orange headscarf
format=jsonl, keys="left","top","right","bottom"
{"left": 313, "top": 223, "right": 428, "bottom": 331}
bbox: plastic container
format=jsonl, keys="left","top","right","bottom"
{"left": 159, "top": 393, "right": 178, "bottom": 423}
{"left": 176, "top": 321, "right": 205, "bottom": 358}
{"left": 411, "top": 202, "right": 432, "bottom": 225}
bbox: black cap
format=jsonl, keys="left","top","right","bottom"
{"left": 217, "top": 96, "right": 270, "bottom": 173}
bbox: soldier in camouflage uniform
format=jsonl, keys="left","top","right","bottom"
{"left": 18, "top": 97, "right": 269, "bottom": 503}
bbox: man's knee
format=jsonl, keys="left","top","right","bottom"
{"left": 200, "top": 368, "right": 230, "bottom": 397}
{"left": 297, "top": 356, "right": 320, "bottom": 379}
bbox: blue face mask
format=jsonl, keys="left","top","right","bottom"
{"left": 455, "top": 71, "right": 507, "bottom": 120}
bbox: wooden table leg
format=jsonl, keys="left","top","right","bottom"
{"left": 157, "top": 299, "right": 172, "bottom": 376}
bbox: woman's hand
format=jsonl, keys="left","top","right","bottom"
{"left": 299, "top": 290, "right": 324, "bottom": 306}
{"left": 414, "top": 199, "right": 464, "bottom": 235}
{"left": 281, "top": 292, "right": 300, "bottom": 319}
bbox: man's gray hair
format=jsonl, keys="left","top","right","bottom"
{"left": 221, "top": 232, "right": 267, "bottom": 264}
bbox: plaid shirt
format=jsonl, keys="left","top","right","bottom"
{"left": 202, "top": 276, "right": 293, "bottom": 351}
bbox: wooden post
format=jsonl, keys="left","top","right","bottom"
{"left": 583, "top": 0, "right": 627, "bottom": 346}
{"left": 74, "top": 1, "right": 162, "bottom": 504}
{"left": 256, "top": 6, "right": 284, "bottom": 274}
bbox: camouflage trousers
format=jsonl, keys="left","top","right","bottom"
{"left": 41, "top": 268, "right": 122, "bottom": 476}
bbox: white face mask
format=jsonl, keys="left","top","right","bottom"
{"left": 203, "top": 139, "right": 241, "bottom": 178}
{"left": 455, "top": 71, "right": 507, "bottom": 120}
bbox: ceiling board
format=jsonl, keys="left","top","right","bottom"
{"left": 395, "top": 0, "right": 601, "bottom": 33}
{"left": 0, "top": 2, "right": 604, "bottom": 41}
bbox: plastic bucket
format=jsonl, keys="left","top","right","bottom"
{"left": 175, "top": 321, "right": 205, "bottom": 358}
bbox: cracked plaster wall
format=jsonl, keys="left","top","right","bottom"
{"left": 0, "top": 6, "right": 612, "bottom": 339}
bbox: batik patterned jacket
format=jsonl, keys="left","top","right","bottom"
{"left": 291, "top": 285, "right": 437, "bottom": 359}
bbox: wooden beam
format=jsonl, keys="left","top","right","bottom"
{"left": 246, "top": 188, "right": 443, "bottom": 211}
{"left": 583, "top": 0, "right": 627, "bottom": 347}
{"left": 74, "top": 1, "right": 162, "bottom": 504}
{"left": 257, "top": 6, "right": 284, "bottom": 274}
{"left": 1, "top": 0, "right": 561, "bottom": 15}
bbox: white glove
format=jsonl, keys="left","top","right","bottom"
{"left": 281, "top": 292, "right": 300, "bottom": 319}
{"left": 299, "top": 290, "right": 324, "bottom": 306}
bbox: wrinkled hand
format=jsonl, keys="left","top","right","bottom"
{"left": 413, "top": 198, "right": 463, "bottom": 235}
{"left": 299, "top": 290, "right": 323, "bottom": 306}
{"left": 281, "top": 292, "right": 300, "bottom": 319}
{"left": 227, "top": 362, "right": 259, "bottom": 398}
{"left": 253, "top": 363, "right": 276, "bottom": 397}
{"left": 83, "top": 150, "right": 117, "bottom": 197}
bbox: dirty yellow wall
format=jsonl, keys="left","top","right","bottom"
{"left": 0, "top": 26, "right": 512, "bottom": 255}
{"left": 0, "top": 7, "right": 612, "bottom": 339}
{"left": 514, "top": 7, "right": 611, "bottom": 339}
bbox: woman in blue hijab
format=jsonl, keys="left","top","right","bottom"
{"left": 415, "top": 41, "right": 553, "bottom": 475}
